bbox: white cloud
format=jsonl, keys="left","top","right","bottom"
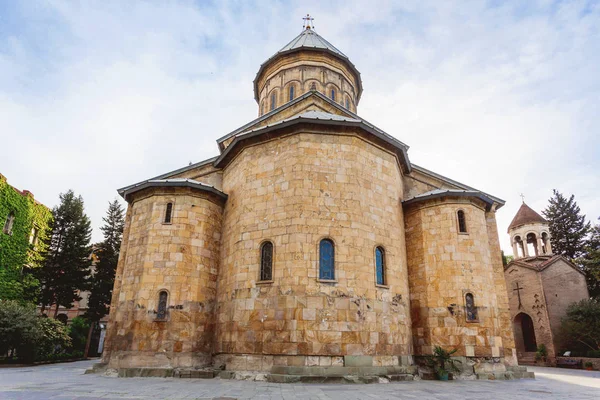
{"left": 1, "top": 0, "right": 598, "bottom": 253}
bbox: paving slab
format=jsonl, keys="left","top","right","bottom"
{"left": 0, "top": 360, "right": 599, "bottom": 399}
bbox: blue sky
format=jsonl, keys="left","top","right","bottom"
{"left": 1, "top": 0, "right": 599, "bottom": 254}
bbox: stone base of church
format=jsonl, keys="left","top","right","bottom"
{"left": 212, "top": 353, "right": 414, "bottom": 372}
{"left": 103, "top": 350, "right": 212, "bottom": 370}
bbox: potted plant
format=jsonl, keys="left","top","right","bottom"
{"left": 426, "top": 346, "right": 462, "bottom": 381}
{"left": 584, "top": 362, "right": 593, "bottom": 371}
{"left": 535, "top": 344, "right": 548, "bottom": 365}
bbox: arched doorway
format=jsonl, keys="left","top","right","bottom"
{"left": 514, "top": 313, "right": 537, "bottom": 352}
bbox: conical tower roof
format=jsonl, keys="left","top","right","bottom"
{"left": 508, "top": 202, "right": 547, "bottom": 232}
{"left": 277, "top": 27, "right": 347, "bottom": 58}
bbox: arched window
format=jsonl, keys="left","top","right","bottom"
{"left": 465, "top": 293, "right": 478, "bottom": 321}
{"left": 260, "top": 241, "right": 273, "bottom": 281}
{"left": 375, "top": 247, "right": 386, "bottom": 285}
{"left": 541, "top": 232, "right": 550, "bottom": 254}
{"left": 330, "top": 89, "right": 336, "bottom": 101}
{"left": 270, "top": 92, "right": 276, "bottom": 111}
{"left": 514, "top": 235, "right": 524, "bottom": 258}
{"left": 289, "top": 85, "right": 295, "bottom": 101}
{"left": 3, "top": 211, "right": 15, "bottom": 234}
{"left": 164, "top": 203, "right": 173, "bottom": 224}
{"left": 345, "top": 98, "right": 350, "bottom": 109}
{"left": 319, "top": 239, "right": 335, "bottom": 280}
{"left": 526, "top": 232, "right": 538, "bottom": 256}
{"left": 157, "top": 290, "right": 168, "bottom": 320}
{"left": 457, "top": 210, "right": 467, "bottom": 233}
{"left": 310, "top": 82, "right": 317, "bottom": 90}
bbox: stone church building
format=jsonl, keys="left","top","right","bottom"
{"left": 102, "top": 21, "right": 527, "bottom": 379}
{"left": 504, "top": 202, "right": 589, "bottom": 364}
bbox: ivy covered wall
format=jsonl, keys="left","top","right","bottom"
{"left": 0, "top": 174, "right": 53, "bottom": 301}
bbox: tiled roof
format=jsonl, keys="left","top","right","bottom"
{"left": 508, "top": 202, "right": 547, "bottom": 231}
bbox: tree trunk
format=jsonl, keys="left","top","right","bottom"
{"left": 53, "top": 303, "right": 59, "bottom": 318}
{"left": 84, "top": 321, "right": 95, "bottom": 358}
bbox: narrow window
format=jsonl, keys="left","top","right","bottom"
{"left": 30, "top": 227, "right": 39, "bottom": 245}
{"left": 164, "top": 203, "right": 173, "bottom": 224}
{"left": 375, "top": 247, "right": 386, "bottom": 285}
{"left": 457, "top": 210, "right": 467, "bottom": 233}
{"left": 3, "top": 212, "right": 15, "bottom": 234}
{"left": 319, "top": 239, "right": 335, "bottom": 280}
{"left": 289, "top": 85, "right": 295, "bottom": 101}
{"left": 157, "top": 291, "right": 168, "bottom": 320}
{"left": 260, "top": 241, "right": 274, "bottom": 281}
{"left": 345, "top": 98, "right": 350, "bottom": 109}
{"left": 465, "top": 293, "right": 478, "bottom": 321}
{"left": 330, "top": 89, "right": 336, "bottom": 101}
{"left": 310, "top": 82, "right": 317, "bottom": 90}
{"left": 270, "top": 92, "right": 276, "bottom": 111}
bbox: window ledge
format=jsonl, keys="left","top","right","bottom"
{"left": 466, "top": 320, "right": 480, "bottom": 323}
{"left": 458, "top": 232, "right": 469, "bottom": 236}
{"left": 317, "top": 279, "right": 337, "bottom": 284}
{"left": 256, "top": 280, "right": 274, "bottom": 285}
{"left": 162, "top": 222, "right": 172, "bottom": 225}
{"left": 375, "top": 284, "right": 389, "bottom": 289}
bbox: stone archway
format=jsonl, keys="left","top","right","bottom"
{"left": 514, "top": 313, "right": 537, "bottom": 352}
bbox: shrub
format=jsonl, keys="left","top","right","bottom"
{"left": 0, "top": 300, "right": 40, "bottom": 362}
{"left": 535, "top": 344, "right": 548, "bottom": 362}
{"left": 559, "top": 299, "right": 600, "bottom": 354}
{"left": 34, "top": 317, "right": 71, "bottom": 361}
{"left": 68, "top": 316, "right": 90, "bottom": 353}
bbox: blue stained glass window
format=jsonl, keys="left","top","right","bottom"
{"left": 289, "top": 86, "right": 295, "bottom": 101}
{"left": 270, "top": 93, "right": 276, "bottom": 111}
{"left": 319, "top": 239, "right": 335, "bottom": 280}
{"left": 330, "top": 89, "right": 336, "bottom": 101}
{"left": 376, "top": 247, "right": 385, "bottom": 285}
{"left": 345, "top": 98, "right": 350, "bottom": 109}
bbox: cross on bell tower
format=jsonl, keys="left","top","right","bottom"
{"left": 303, "top": 14, "right": 314, "bottom": 30}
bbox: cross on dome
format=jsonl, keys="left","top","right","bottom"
{"left": 302, "top": 14, "right": 314, "bottom": 30}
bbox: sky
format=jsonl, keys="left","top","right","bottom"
{"left": 1, "top": 0, "right": 598, "bottom": 254}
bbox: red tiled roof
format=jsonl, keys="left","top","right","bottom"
{"left": 508, "top": 202, "right": 547, "bottom": 232}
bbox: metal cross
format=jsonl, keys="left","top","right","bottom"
{"left": 514, "top": 282, "right": 524, "bottom": 309}
{"left": 520, "top": 193, "right": 525, "bottom": 203}
{"left": 303, "top": 14, "right": 314, "bottom": 29}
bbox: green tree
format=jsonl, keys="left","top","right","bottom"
{"left": 542, "top": 190, "right": 590, "bottom": 260}
{"left": 37, "top": 190, "right": 92, "bottom": 317}
{"left": 67, "top": 316, "right": 90, "bottom": 353}
{"left": 85, "top": 200, "right": 124, "bottom": 323}
{"left": 0, "top": 300, "right": 39, "bottom": 361}
{"left": 559, "top": 299, "right": 600, "bottom": 354}
{"left": 581, "top": 218, "right": 600, "bottom": 299}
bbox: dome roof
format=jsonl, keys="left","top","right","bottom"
{"left": 278, "top": 27, "right": 347, "bottom": 58}
{"left": 253, "top": 26, "right": 362, "bottom": 103}
{"left": 508, "top": 202, "right": 547, "bottom": 232}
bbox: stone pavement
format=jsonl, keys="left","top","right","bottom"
{"left": 1, "top": 360, "right": 599, "bottom": 399}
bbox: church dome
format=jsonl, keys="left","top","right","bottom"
{"left": 253, "top": 17, "right": 362, "bottom": 115}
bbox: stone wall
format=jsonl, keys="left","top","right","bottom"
{"left": 102, "top": 187, "right": 224, "bottom": 369}
{"left": 541, "top": 259, "right": 589, "bottom": 350}
{"left": 405, "top": 198, "right": 507, "bottom": 359}
{"left": 504, "top": 264, "right": 555, "bottom": 359}
{"left": 256, "top": 51, "right": 359, "bottom": 115}
{"left": 215, "top": 131, "right": 412, "bottom": 370}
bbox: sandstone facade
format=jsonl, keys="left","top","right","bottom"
{"left": 102, "top": 24, "right": 518, "bottom": 375}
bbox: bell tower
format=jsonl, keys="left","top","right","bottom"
{"left": 508, "top": 201, "right": 552, "bottom": 259}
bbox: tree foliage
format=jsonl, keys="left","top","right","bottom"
{"left": 68, "top": 316, "right": 90, "bottom": 353}
{"left": 86, "top": 200, "right": 125, "bottom": 322}
{"left": 542, "top": 190, "right": 590, "bottom": 260}
{"left": 581, "top": 218, "right": 600, "bottom": 299}
{"left": 0, "top": 300, "right": 71, "bottom": 362}
{"left": 559, "top": 299, "right": 600, "bottom": 354}
{"left": 37, "top": 190, "right": 92, "bottom": 315}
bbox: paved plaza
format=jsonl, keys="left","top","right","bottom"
{"left": 1, "top": 360, "right": 599, "bottom": 399}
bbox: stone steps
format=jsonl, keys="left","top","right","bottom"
{"left": 270, "top": 365, "right": 416, "bottom": 377}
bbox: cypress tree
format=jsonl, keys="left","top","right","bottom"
{"left": 581, "top": 218, "right": 600, "bottom": 299}
{"left": 542, "top": 190, "right": 590, "bottom": 260}
{"left": 86, "top": 200, "right": 125, "bottom": 322}
{"left": 38, "top": 190, "right": 92, "bottom": 317}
